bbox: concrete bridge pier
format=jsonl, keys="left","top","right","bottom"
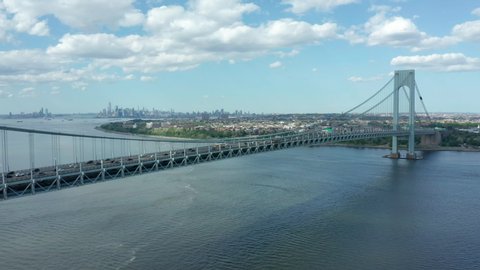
{"left": 2, "top": 184, "right": 7, "bottom": 200}
{"left": 420, "top": 131, "right": 442, "bottom": 147}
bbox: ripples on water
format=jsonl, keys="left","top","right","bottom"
{"left": 0, "top": 147, "right": 479, "bottom": 270}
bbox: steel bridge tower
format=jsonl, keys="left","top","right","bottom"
{"left": 391, "top": 70, "right": 417, "bottom": 159}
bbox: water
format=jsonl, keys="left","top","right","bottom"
{"left": 0, "top": 118, "right": 200, "bottom": 170}
{"left": 0, "top": 119, "right": 479, "bottom": 269}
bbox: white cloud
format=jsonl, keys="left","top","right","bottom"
{"left": 144, "top": 0, "right": 258, "bottom": 36}
{"left": 344, "top": 5, "right": 480, "bottom": 50}
{"left": 124, "top": 74, "right": 135, "bottom": 80}
{"left": 282, "top": 0, "right": 358, "bottom": 14}
{"left": 140, "top": 76, "right": 154, "bottom": 81}
{"left": 47, "top": 34, "right": 138, "bottom": 59}
{"left": 0, "top": 10, "right": 11, "bottom": 41}
{"left": 50, "top": 87, "right": 61, "bottom": 95}
{"left": 72, "top": 81, "right": 88, "bottom": 91}
{"left": 44, "top": 1, "right": 338, "bottom": 73}
{"left": 275, "top": 49, "right": 300, "bottom": 58}
{"left": 0, "top": 65, "right": 122, "bottom": 87}
{"left": 28, "top": 20, "right": 49, "bottom": 36}
{"left": 18, "top": 87, "right": 36, "bottom": 98}
{"left": 343, "top": 27, "right": 365, "bottom": 44}
{"left": 391, "top": 53, "right": 480, "bottom": 72}
{"left": 187, "top": 0, "right": 259, "bottom": 24}
{"left": 472, "top": 8, "right": 480, "bottom": 17}
{"left": 452, "top": 20, "right": 480, "bottom": 42}
{"left": 366, "top": 14, "right": 422, "bottom": 47}
{"left": 4, "top": 10, "right": 49, "bottom": 37}
{"left": 269, "top": 61, "right": 283, "bottom": 68}
{"left": 345, "top": 5, "right": 457, "bottom": 51}
{"left": 0, "top": 89, "right": 13, "bottom": 98}
{"left": 0, "top": 50, "right": 122, "bottom": 85}
{"left": 0, "top": 70, "right": 81, "bottom": 83}
{"left": 348, "top": 75, "right": 384, "bottom": 82}
{"left": 119, "top": 10, "right": 145, "bottom": 27}
{"left": 0, "top": 50, "right": 65, "bottom": 75}
{"left": 2, "top": 0, "right": 143, "bottom": 31}
{"left": 8, "top": 10, "right": 50, "bottom": 36}
{"left": 0, "top": 0, "right": 341, "bottom": 88}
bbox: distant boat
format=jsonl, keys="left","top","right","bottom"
{"left": 16, "top": 120, "right": 23, "bottom": 123}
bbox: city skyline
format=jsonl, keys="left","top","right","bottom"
{"left": 0, "top": 0, "right": 479, "bottom": 114}
{"left": 97, "top": 102, "right": 254, "bottom": 118}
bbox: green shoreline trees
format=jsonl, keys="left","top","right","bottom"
{"left": 100, "top": 120, "right": 480, "bottom": 148}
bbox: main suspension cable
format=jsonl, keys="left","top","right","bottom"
{"left": 415, "top": 82, "right": 432, "bottom": 123}
{"left": 342, "top": 76, "right": 394, "bottom": 115}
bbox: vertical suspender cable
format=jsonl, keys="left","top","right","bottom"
{"left": 57, "top": 135, "right": 61, "bottom": 165}
{"left": 101, "top": 138, "right": 105, "bottom": 160}
{"left": 93, "top": 138, "right": 97, "bottom": 160}
{"left": 111, "top": 139, "right": 114, "bottom": 158}
{"left": 73, "top": 137, "right": 77, "bottom": 163}
{"left": 51, "top": 135, "right": 55, "bottom": 165}
{"left": 1, "top": 130, "right": 8, "bottom": 172}
{"left": 29, "top": 133, "right": 35, "bottom": 170}
{"left": 415, "top": 82, "right": 432, "bottom": 123}
{"left": 80, "top": 137, "right": 84, "bottom": 162}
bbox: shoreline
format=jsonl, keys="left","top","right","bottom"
{"left": 97, "top": 126, "right": 480, "bottom": 153}
{"left": 94, "top": 126, "right": 197, "bottom": 141}
{"left": 313, "top": 143, "right": 480, "bottom": 152}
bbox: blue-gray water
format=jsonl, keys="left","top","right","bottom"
{"left": 1, "top": 120, "right": 479, "bottom": 269}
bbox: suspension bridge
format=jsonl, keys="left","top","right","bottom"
{"left": 0, "top": 70, "right": 438, "bottom": 200}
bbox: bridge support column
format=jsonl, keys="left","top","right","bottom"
{"left": 196, "top": 147, "right": 200, "bottom": 162}
{"left": 56, "top": 175, "right": 61, "bottom": 190}
{"left": 101, "top": 160, "right": 105, "bottom": 181}
{"left": 389, "top": 70, "right": 417, "bottom": 159}
{"left": 31, "top": 178, "right": 35, "bottom": 195}
{"left": 420, "top": 132, "right": 442, "bottom": 147}
{"left": 1, "top": 130, "right": 9, "bottom": 173}
{"left": 407, "top": 71, "right": 416, "bottom": 160}
{"left": 55, "top": 159, "right": 61, "bottom": 190}
{"left": 138, "top": 155, "right": 143, "bottom": 174}
{"left": 79, "top": 163, "right": 84, "bottom": 185}
{"left": 390, "top": 71, "right": 401, "bottom": 159}
{"left": 154, "top": 153, "right": 159, "bottom": 171}
{"left": 1, "top": 171, "right": 6, "bottom": 200}
{"left": 120, "top": 158, "right": 125, "bottom": 178}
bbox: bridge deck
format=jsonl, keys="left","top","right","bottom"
{"left": 0, "top": 128, "right": 435, "bottom": 200}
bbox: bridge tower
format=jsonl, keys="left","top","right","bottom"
{"left": 391, "top": 70, "right": 416, "bottom": 159}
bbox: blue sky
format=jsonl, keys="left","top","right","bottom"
{"left": 0, "top": 0, "right": 479, "bottom": 114}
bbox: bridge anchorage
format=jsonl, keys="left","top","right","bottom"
{"left": 0, "top": 69, "right": 435, "bottom": 200}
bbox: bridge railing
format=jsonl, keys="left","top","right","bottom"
{"left": 0, "top": 124, "right": 435, "bottom": 177}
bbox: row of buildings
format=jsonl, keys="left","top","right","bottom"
{"left": 97, "top": 102, "right": 253, "bottom": 120}
{"left": 5, "top": 108, "right": 52, "bottom": 119}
